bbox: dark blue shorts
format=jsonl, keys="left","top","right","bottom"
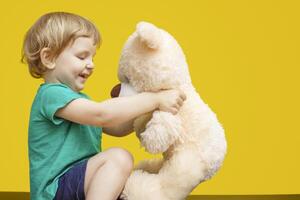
{"left": 54, "top": 159, "right": 88, "bottom": 200}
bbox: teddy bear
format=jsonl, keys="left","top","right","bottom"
{"left": 111, "top": 21, "right": 227, "bottom": 200}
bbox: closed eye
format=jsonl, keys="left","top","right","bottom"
{"left": 77, "top": 56, "right": 86, "bottom": 60}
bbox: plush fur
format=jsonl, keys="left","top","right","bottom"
{"left": 117, "top": 21, "right": 227, "bottom": 200}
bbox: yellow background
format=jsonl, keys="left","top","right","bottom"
{"left": 0, "top": 0, "right": 299, "bottom": 195}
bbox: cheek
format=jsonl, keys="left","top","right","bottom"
{"left": 59, "top": 52, "right": 78, "bottom": 64}
{"left": 68, "top": 56, "right": 81, "bottom": 66}
{"left": 67, "top": 58, "right": 84, "bottom": 73}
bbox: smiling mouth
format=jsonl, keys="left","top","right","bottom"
{"left": 79, "top": 74, "right": 88, "bottom": 78}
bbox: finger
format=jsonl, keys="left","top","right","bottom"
{"left": 172, "top": 108, "right": 178, "bottom": 115}
{"left": 180, "top": 92, "right": 186, "bottom": 101}
{"left": 177, "top": 100, "right": 183, "bottom": 106}
{"left": 174, "top": 103, "right": 180, "bottom": 110}
{"left": 177, "top": 98, "right": 183, "bottom": 106}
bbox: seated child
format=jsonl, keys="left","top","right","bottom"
{"left": 21, "top": 12, "right": 186, "bottom": 200}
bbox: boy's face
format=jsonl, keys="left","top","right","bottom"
{"left": 48, "top": 37, "right": 97, "bottom": 92}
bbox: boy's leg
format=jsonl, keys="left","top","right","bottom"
{"left": 84, "top": 147, "right": 134, "bottom": 200}
{"left": 54, "top": 160, "right": 88, "bottom": 200}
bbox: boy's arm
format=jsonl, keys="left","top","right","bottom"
{"left": 102, "top": 118, "right": 135, "bottom": 137}
{"left": 55, "top": 92, "right": 158, "bottom": 127}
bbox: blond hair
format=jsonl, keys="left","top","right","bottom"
{"left": 21, "top": 12, "right": 101, "bottom": 78}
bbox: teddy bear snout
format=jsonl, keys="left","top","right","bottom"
{"left": 110, "top": 83, "right": 121, "bottom": 98}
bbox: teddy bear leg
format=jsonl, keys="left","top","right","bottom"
{"left": 157, "top": 148, "right": 210, "bottom": 200}
{"left": 134, "top": 158, "right": 164, "bottom": 174}
{"left": 121, "top": 170, "right": 168, "bottom": 200}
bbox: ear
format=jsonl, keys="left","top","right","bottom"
{"left": 40, "top": 48, "right": 56, "bottom": 69}
{"left": 136, "top": 21, "right": 163, "bottom": 50}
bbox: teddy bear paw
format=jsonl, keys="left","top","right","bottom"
{"left": 140, "top": 123, "right": 172, "bottom": 154}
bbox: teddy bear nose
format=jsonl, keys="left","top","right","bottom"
{"left": 111, "top": 83, "right": 121, "bottom": 98}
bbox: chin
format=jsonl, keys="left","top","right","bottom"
{"left": 74, "top": 82, "right": 85, "bottom": 92}
{"left": 71, "top": 85, "right": 82, "bottom": 92}
{"left": 76, "top": 87, "right": 84, "bottom": 92}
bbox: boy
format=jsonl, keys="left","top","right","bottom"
{"left": 22, "top": 12, "right": 186, "bottom": 200}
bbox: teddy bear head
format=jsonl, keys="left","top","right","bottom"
{"left": 117, "top": 21, "right": 192, "bottom": 93}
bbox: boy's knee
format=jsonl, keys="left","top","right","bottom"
{"left": 106, "top": 147, "right": 134, "bottom": 173}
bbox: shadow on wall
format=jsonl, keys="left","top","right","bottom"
{"left": 0, "top": 193, "right": 299, "bottom": 200}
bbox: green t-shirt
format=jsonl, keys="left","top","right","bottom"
{"left": 28, "top": 83, "right": 102, "bottom": 200}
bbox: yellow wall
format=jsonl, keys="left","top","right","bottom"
{"left": 0, "top": 0, "right": 299, "bottom": 195}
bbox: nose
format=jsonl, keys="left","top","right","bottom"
{"left": 111, "top": 83, "right": 121, "bottom": 98}
{"left": 86, "top": 62, "right": 94, "bottom": 69}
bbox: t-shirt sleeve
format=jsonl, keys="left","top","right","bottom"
{"left": 40, "top": 85, "right": 85, "bottom": 125}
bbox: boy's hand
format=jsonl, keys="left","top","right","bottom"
{"left": 156, "top": 89, "right": 186, "bottom": 114}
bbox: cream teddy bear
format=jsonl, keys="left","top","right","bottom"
{"left": 111, "top": 21, "right": 227, "bottom": 200}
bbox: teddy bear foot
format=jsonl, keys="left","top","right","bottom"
{"left": 121, "top": 170, "right": 168, "bottom": 200}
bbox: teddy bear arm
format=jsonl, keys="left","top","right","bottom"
{"left": 140, "top": 111, "right": 184, "bottom": 154}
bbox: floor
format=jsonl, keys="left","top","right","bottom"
{"left": 0, "top": 192, "right": 299, "bottom": 200}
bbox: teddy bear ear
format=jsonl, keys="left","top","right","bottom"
{"left": 136, "top": 21, "right": 162, "bottom": 50}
